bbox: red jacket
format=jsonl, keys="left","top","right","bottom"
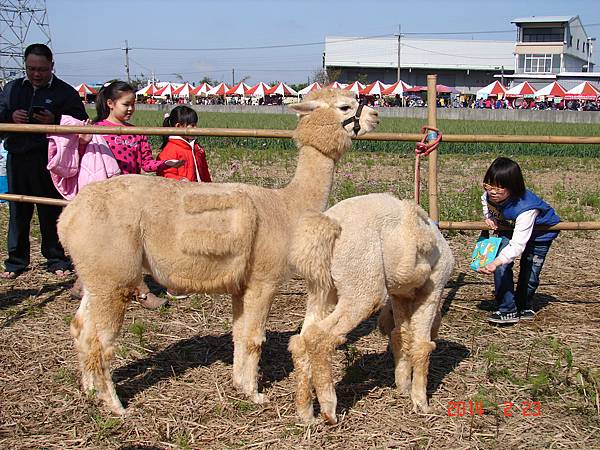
{"left": 157, "top": 137, "right": 212, "bottom": 182}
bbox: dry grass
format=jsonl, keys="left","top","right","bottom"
{"left": 0, "top": 152, "right": 599, "bottom": 449}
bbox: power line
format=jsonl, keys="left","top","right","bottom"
{"left": 54, "top": 47, "right": 121, "bottom": 54}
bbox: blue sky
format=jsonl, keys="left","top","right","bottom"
{"left": 32, "top": 0, "right": 600, "bottom": 85}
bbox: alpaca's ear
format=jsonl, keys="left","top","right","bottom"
{"left": 289, "top": 100, "right": 324, "bottom": 116}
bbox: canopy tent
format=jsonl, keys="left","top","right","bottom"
{"left": 534, "top": 81, "right": 567, "bottom": 99}
{"left": 327, "top": 81, "right": 347, "bottom": 89}
{"left": 265, "top": 82, "right": 298, "bottom": 96}
{"left": 226, "top": 82, "right": 251, "bottom": 96}
{"left": 381, "top": 80, "right": 412, "bottom": 96}
{"left": 172, "top": 82, "right": 195, "bottom": 98}
{"left": 74, "top": 83, "right": 97, "bottom": 96}
{"left": 297, "top": 82, "right": 322, "bottom": 96}
{"left": 246, "top": 82, "right": 272, "bottom": 97}
{"left": 206, "top": 82, "right": 231, "bottom": 96}
{"left": 405, "top": 84, "right": 458, "bottom": 94}
{"left": 359, "top": 81, "right": 389, "bottom": 96}
{"left": 191, "top": 82, "right": 213, "bottom": 96}
{"left": 505, "top": 81, "right": 536, "bottom": 98}
{"left": 136, "top": 83, "right": 159, "bottom": 96}
{"left": 476, "top": 81, "right": 507, "bottom": 99}
{"left": 343, "top": 81, "right": 365, "bottom": 94}
{"left": 153, "top": 83, "right": 178, "bottom": 97}
{"left": 564, "top": 81, "right": 600, "bottom": 100}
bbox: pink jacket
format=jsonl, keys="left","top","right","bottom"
{"left": 47, "top": 115, "right": 121, "bottom": 200}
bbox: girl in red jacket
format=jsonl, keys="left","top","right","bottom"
{"left": 157, "top": 105, "right": 211, "bottom": 182}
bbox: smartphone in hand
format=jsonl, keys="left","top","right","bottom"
{"left": 28, "top": 105, "right": 46, "bottom": 123}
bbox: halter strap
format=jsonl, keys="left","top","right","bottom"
{"left": 341, "top": 103, "right": 364, "bottom": 136}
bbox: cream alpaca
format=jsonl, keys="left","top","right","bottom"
{"left": 58, "top": 88, "right": 379, "bottom": 415}
{"left": 288, "top": 193, "right": 455, "bottom": 424}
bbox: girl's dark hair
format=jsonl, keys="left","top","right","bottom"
{"left": 161, "top": 105, "right": 198, "bottom": 148}
{"left": 483, "top": 157, "right": 526, "bottom": 198}
{"left": 94, "top": 81, "right": 134, "bottom": 122}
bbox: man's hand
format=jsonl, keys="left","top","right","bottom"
{"left": 11, "top": 109, "right": 28, "bottom": 124}
{"left": 32, "top": 108, "right": 55, "bottom": 124}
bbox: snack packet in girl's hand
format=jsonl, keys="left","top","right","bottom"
{"left": 470, "top": 236, "right": 502, "bottom": 271}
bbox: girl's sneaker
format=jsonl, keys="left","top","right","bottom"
{"left": 166, "top": 291, "right": 188, "bottom": 300}
{"left": 488, "top": 311, "right": 519, "bottom": 324}
{"left": 519, "top": 309, "right": 535, "bottom": 320}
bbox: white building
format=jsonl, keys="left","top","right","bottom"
{"left": 324, "top": 15, "right": 598, "bottom": 93}
{"left": 324, "top": 36, "right": 514, "bottom": 93}
{"left": 505, "top": 15, "right": 599, "bottom": 89}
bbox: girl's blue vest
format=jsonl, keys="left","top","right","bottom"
{"left": 487, "top": 190, "right": 560, "bottom": 242}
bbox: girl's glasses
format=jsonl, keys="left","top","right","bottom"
{"left": 482, "top": 183, "right": 507, "bottom": 194}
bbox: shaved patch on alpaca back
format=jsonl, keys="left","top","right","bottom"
{"left": 176, "top": 191, "right": 258, "bottom": 289}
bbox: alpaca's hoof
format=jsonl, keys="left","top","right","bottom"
{"left": 396, "top": 379, "right": 412, "bottom": 396}
{"left": 297, "top": 403, "right": 315, "bottom": 424}
{"left": 321, "top": 411, "right": 338, "bottom": 425}
{"left": 412, "top": 397, "right": 432, "bottom": 414}
{"left": 110, "top": 403, "right": 127, "bottom": 416}
{"left": 250, "top": 392, "right": 269, "bottom": 404}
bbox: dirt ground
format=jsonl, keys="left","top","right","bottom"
{"left": 0, "top": 196, "right": 599, "bottom": 449}
{"left": 1, "top": 149, "right": 600, "bottom": 449}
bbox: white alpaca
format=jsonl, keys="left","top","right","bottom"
{"left": 57, "top": 89, "right": 379, "bottom": 415}
{"left": 288, "top": 193, "right": 455, "bottom": 424}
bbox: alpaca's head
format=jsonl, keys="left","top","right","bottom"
{"left": 290, "top": 88, "right": 379, "bottom": 161}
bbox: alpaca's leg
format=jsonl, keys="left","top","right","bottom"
{"left": 389, "top": 295, "right": 413, "bottom": 395}
{"left": 288, "top": 334, "right": 315, "bottom": 423}
{"left": 231, "top": 281, "right": 277, "bottom": 404}
{"left": 305, "top": 287, "right": 385, "bottom": 425}
{"left": 71, "top": 286, "right": 130, "bottom": 415}
{"left": 407, "top": 283, "right": 441, "bottom": 413}
{"left": 301, "top": 285, "right": 336, "bottom": 334}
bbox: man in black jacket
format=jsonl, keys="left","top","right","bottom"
{"left": 0, "top": 43, "right": 88, "bottom": 278}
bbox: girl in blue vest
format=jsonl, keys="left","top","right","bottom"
{"left": 478, "top": 157, "right": 560, "bottom": 324}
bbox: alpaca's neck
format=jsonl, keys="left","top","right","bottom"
{"left": 282, "top": 145, "right": 336, "bottom": 213}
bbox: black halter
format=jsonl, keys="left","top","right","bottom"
{"left": 341, "top": 103, "right": 364, "bottom": 136}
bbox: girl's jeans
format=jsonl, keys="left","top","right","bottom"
{"left": 494, "top": 236, "right": 552, "bottom": 314}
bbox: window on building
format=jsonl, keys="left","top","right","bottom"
{"left": 524, "top": 54, "right": 554, "bottom": 73}
{"left": 522, "top": 27, "right": 564, "bottom": 42}
{"left": 577, "top": 39, "right": 580, "bottom": 50}
{"left": 570, "top": 36, "right": 573, "bottom": 46}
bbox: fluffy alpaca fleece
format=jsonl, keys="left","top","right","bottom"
{"left": 288, "top": 193, "right": 455, "bottom": 424}
{"left": 58, "top": 88, "right": 379, "bottom": 415}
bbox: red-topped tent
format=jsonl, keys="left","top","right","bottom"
{"left": 564, "top": 81, "right": 600, "bottom": 100}
{"left": 226, "top": 82, "right": 252, "bottom": 96}
{"left": 206, "top": 82, "right": 231, "bottom": 96}
{"left": 172, "top": 82, "right": 195, "bottom": 98}
{"left": 74, "top": 83, "right": 97, "bottom": 96}
{"left": 265, "top": 82, "right": 298, "bottom": 96}
{"left": 297, "top": 82, "right": 322, "bottom": 96}
{"left": 327, "top": 81, "right": 347, "bottom": 89}
{"left": 381, "top": 80, "right": 412, "bottom": 96}
{"left": 405, "top": 84, "right": 458, "bottom": 94}
{"left": 136, "top": 83, "right": 159, "bottom": 96}
{"left": 343, "top": 81, "right": 365, "bottom": 94}
{"left": 505, "top": 81, "right": 536, "bottom": 98}
{"left": 476, "top": 81, "right": 507, "bottom": 98}
{"left": 246, "top": 82, "right": 272, "bottom": 97}
{"left": 534, "top": 81, "right": 567, "bottom": 98}
{"left": 359, "top": 81, "right": 388, "bottom": 96}
{"left": 154, "top": 83, "right": 178, "bottom": 97}
{"left": 191, "top": 82, "right": 213, "bottom": 96}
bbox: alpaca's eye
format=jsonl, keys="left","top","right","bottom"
{"left": 340, "top": 106, "right": 351, "bottom": 112}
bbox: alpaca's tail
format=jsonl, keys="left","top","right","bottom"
{"left": 289, "top": 211, "right": 341, "bottom": 291}
{"left": 391, "top": 201, "right": 437, "bottom": 288}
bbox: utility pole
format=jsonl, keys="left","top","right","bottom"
{"left": 232, "top": 68, "right": 235, "bottom": 85}
{"left": 123, "top": 40, "right": 130, "bottom": 83}
{"left": 396, "top": 24, "right": 402, "bottom": 82}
